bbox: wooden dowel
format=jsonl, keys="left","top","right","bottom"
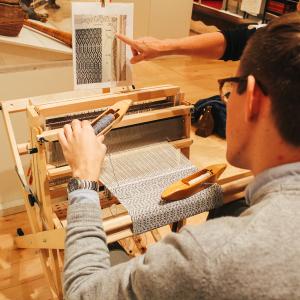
{"left": 2, "top": 103, "right": 28, "bottom": 187}
{"left": 103, "top": 214, "right": 132, "bottom": 232}
{"left": 106, "top": 228, "right": 133, "bottom": 244}
{"left": 36, "top": 86, "right": 180, "bottom": 117}
{"left": 23, "top": 19, "right": 72, "bottom": 48}
{"left": 17, "top": 143, "right": 29, "bottom": 155}
{"left": 222, "top": 176, "right": 254, "bottom": 204}
{"left": 3, "top": 85, "right": 176, "bottom": 114}
{"left": 48, "top": 165, "right": 71, "bottom": 179}
{"left": 217, "top": 170, "right": 252, "bottom": 185}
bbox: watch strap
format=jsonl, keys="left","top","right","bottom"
{"left": 67, "top": 177, "right": 99, "bottom": 193}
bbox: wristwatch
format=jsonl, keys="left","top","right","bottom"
{"left": 67, "top": 177, "right": 100, "bottom": 193}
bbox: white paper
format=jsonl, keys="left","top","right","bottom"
{"left": 241, "top": 0, "right": 265, "bottom": 16}
{"left": 72, "top": 3, "right": 133, "bottom": 90}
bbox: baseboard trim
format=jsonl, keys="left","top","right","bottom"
{"left": 0, "top": 198, "right": 25, "bottom": 217}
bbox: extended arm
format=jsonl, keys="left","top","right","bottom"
{"left": 117, "top": 27, "right": 257, "bottom": 64}
{"left": 117, "top": 32, "right": 226, "bottom": 63}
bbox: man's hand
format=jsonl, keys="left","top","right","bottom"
{"left": 58, "top": 119, "right": 107, "bottom": 181}
{"left": 116, "top": 34, "right": 172, "bottom": 64}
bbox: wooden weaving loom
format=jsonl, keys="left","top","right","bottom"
{"left": 1, "top": 84, "right": 194, "bottom": 299}
{"left": 1, "top": 84, "right": 253, "bottom": 299}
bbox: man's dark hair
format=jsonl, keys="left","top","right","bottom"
{"left": 239, "top": 12, "right": 300, "bottom": 146}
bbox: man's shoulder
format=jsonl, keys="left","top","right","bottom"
{"left": 184, "top": 213, "right": 251, "bottom": 256}
{"left": 185, "top": 192, "right": 298, "bottom": 254}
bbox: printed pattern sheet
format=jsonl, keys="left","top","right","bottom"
{"left": 72, "top": 3, "right": 133, "bottom": 89}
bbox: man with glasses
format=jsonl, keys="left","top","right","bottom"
{"left": 61, "top": 13, "right": 300, "bottom": 300}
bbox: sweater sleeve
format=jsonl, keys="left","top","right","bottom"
{"left": 63, "top": 189, "right": 219, "bottom": 300}
{"left": 220, "top": 27, "right": 256, "bottom": 61}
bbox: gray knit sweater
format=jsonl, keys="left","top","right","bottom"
{"left": 64, "top": 162, "right": 300, "bottom": 300}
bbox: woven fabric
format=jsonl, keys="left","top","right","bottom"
{"left": 100, "top": 143, "right": 223, "bottom": 234}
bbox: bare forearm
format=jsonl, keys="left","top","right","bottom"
{"left": 163, "top": 32, "right": 226, "bottom": 59}
{"left": 117, "top": 32, "right": 226, "bottom": 63}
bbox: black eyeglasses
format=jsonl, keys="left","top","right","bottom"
{"left": 218, "top": 75, "right": 268, "bottom": 103}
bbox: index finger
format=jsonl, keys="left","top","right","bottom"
{"left": 116, "top": 34, "right": 136, "bottom": 47}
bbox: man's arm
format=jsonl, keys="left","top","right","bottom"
{"left": 117, "top": 32, "right": 226, "bottom": 63}
{"left": 117, "top": 27, "right": 257, "bottom": 64}
{"left": 64, "top": 189, "right": 215, "bottom": 300}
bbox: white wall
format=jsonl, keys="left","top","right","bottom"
{"left": 0, "top": 62, "right": 73, "bottom": 216}
{"left": 113, "top": 0, "right": 193, "bottom": 38}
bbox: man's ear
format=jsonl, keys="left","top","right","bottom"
{"left": 245, "top": 75, "right": 263, "bottom": 122}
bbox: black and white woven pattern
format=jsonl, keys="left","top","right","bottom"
{"left": 100, "top": 143, "right": 223, "bottom": 234}
{"left": 75, "top": 28, "right": 102, "bottom": 85}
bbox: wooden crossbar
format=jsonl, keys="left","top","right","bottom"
{"left": 37, "top": 105, "right": 191, "bottom": 142}
{"left": 2, "top": 85, "right": 178, "bottom": 114}
{"left": 35, "top": 85, "right": 181, "bottom": 117}
{"left": 15, "top": 213, "right": 133, "bottom": 249}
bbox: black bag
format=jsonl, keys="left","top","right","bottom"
{"left": 192, "top": 95, "right": 227, "bottom": 138}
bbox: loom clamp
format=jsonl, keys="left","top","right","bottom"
{"left": 28, "top": 193, "right": 38, "bottom": 207}
{"left": 14, "top": 166, "right": 40, "bottom": 207}
{"left": 16, "top": 228, "right": 25, "bottom": 236}
{"left": 117, "top": 85, "right": 136, "bottom": 94}
{"left": 28, "top": 147, "right": 38, "bottom": 154}
{"left": 37, "top": 136, "right": 48, "bottom": 144}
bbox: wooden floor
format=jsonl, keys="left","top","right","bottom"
{"left": 0, "top": 213, "right": 52, "bottom": 299}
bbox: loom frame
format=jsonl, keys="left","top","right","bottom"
{"left": 1, "top": 85, "right": 195, "bottom": 299}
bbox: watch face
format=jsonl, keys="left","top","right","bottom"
{"left": 68, "top": 178, "right": 80, "bottom": 192}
